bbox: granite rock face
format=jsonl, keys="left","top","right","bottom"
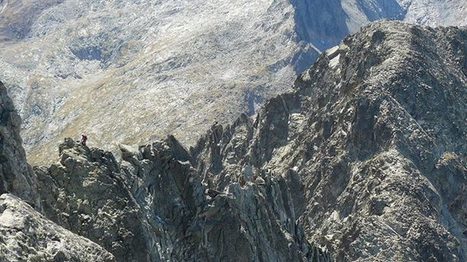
{"left": 0, "top": 193, "right": 115, "bottom": 262}
{"left": 35, "top": 138, "right": 152, "bottom": 262}
{"left": 0, "top": 82, "right": 37, "bottom": 205}
{"left": 183, "top": 21, "right": 467, "bottom": 260}
{"left": 36, "top": 136, "right": 330, "bottom": 261}
{"left": 34, "top": 22, "right": 466, "bottom": 261}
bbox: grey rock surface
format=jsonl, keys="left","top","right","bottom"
{"left": 0, "top": 193, "right": 115, "bottom": 262}
{"left": 184, "top": 21, "right": 467, "bottom": 261}
{"left": 0, "top": 82, "right": 37, "bottom": 205}
{"left": 0, "top": 0, "right": 465, "bottom": 165}
{"left": 35, "top": 138, "right": 152, "bottom": 262}
{"left": 37, "top": 136, "right": 330, "bottom": 261}
{"left": 122, "top": 136, "right": 331, "bottom": 261}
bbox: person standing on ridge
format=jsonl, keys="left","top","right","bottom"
{"left": 80, "top": 133, "right": 88, "bottom": 146}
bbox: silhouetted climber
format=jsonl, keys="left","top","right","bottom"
{"left": 80, "top": 133, "right": 88, "bottom": 146}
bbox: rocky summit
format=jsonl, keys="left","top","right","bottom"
{"left": 0, "top": 21, "right": 466, "bottom": 261}
{"left": 1, "top": 82, "right": 114, "bottom": 261}
{"left": 0, "top": 0, "right": 465, "bottom": 164}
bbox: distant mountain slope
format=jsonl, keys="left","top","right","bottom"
{"left": 0, "top": 0, "right": 465, "bottom": 164}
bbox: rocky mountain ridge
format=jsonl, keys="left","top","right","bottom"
{"left": 0, "top": 0, "right": 465, "bottom": 164}
{"left": 0, "top": 21, "right": 466, "bottom": 261}
{"left": 0, "top": 82, "right": 115, "bottom": 261}
{"left": 34, "top": 137, "right": 331, "bottom": 261}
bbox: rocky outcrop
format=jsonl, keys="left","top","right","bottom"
{"left": 0, "top": 82, "right": 37, "bottom": 205}
{"left": 36, "top": 137, "right": 330, "bottom": 261}
{"left": 0, "top": 82, "right": 113, "bottom": 262}
{"left": 123, "top": 136, "right": 331, "bottom": 261}
{"left": 0, "top": 194, "right": 114, "bottom": 261}
{"left": 35, "top": 138, "right": 152, "bottom": 262}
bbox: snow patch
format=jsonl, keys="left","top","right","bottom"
{"left": 325, "top": 45, "right": 339, "bottom": 56}
{"left": 329, "top": 54, "right": 340, "bottom": 68}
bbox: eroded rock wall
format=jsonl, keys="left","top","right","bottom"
{"left": 0, "top": 82, "right": 37, "bottom": 205}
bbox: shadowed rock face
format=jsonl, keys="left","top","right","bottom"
{"left": 292, "top": 0, "right": 350, "bottom": 50}
{"left": 0, "top": 82, "right": 37, "bottom": 205}
{"left": 36, "top": 137, "right": 331, "bottom": 261}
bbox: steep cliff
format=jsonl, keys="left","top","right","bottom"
{"left": 188, "top": 21, "right": 467, "bottom": 260}
{"left": 0, "top": 83, "right": 115, "bottom": 261}
{"left": 0, "top": 82, "right": 36, "bottom": 205}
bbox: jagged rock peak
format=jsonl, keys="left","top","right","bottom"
{"left": 180, "top": 21, "right": 467, "bottom": 261}
{"left": 36, "top": 138, "right": 152, "bottom": 262}
{"left": 35, "top": 135, "right": 332, "bottom": 261}
{"left": 0, "top": 85, "right": 115, "bottom": 262}
{"left": 1, "top": 20, "right": 465, "bottom": 262}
